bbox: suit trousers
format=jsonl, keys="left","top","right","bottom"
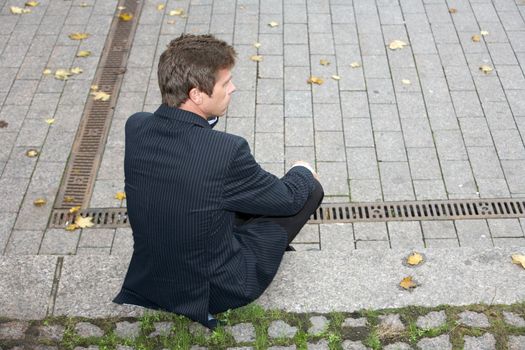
{"left": 234, "top": 179, "right": 324, "bottom": 245}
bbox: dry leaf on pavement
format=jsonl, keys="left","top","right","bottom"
{"left": 43, "top": 68, "right": 52, "bottom": 75}
{"left": 45, "top": 118, "right": 55, "bottom": 125}
{"left": 157, "top": 4, "right": 165, "bottom": 11}
{"left": 169, "top": 8, "right": 184, "bottom": 16}
{"left": 471, "top": 34, "right": 481, "bottom": 42}
{"left": 331, "top": 75, "right": 341, "bottom": 80}
{"left": 389, "top": 40, "right": 407, "bottom": 50}
{"left": 118, "top": 12, "right": 133, "bottom": 21}
{"left": 69, "top": 206, "right": 81, "bottom": 214}
{"left": 268, "top": 21, "right": 279, "bottom": 27}
{"left": 320, "top": 59, "right": 330, "bottom": 66}
{"left": 0, "top": 120, "right": 8, "bottom": 128}
{"left": 253, "top": 42, "right": 261, "bottom": 48}
{"left": 480, "top": 30, "right": 489, "bottom": 36}
{"left": 511, "top": 254, "right": 525, "bottom": 269}
{"left": 400, "top": 276, "right": 417, "bottom": 290}
{"left": 402, "top": 79, "right": 411, "bottom": 85}
{"left": 70, "top": 67, "right": 83, "bottom": 75}
{"left": 25, "top": 1, "right": 39, "bottom": 6}
{"left": 90, "top": 85, "right": 99, "bottom": 91}
{"left": 64, "top": 196, "right": 75, "bottom": 203}
{"left": 448, "top": 7, "right": 457, "bottom": 13}
{"left": 26, "top": 149, "right": 39, "bottom": 157}
{"left": 91, "top": 91, "right": 111, "bottom": 101}
{"left": 479, "top": 65, "right": 493, "bottom": 74}
{"left": 10, "top": 6, "right": 31, "bottom": 14}
{"left": 54, "top": 69, "right": 72, "bottom": 81}
{"left": 250, "top": 55, "right": 263, "bottom": 62}
{"left": 76, "top": 50, "right": 91, "bottom": 57}
{"left": 65, "top": 223, "right": 79, "bottom": 231}
{"left": 33, "top": 198, "right": 47, "bottom": 207}
{"left": 69, "top": 32, "right": 90, "bottom": 40}
{"left": 307, "top": 76, "right": 324, "bottom": 85}
{"left": 350, "top": 62, "right": 361, "bottom": 68}
{"left": 117, "top": 6, "right": 126, "bottom": 10}
{"left": 75, "top": 216, "right": 94, "bottom": 228}
{"left": 407, "top": 252, "right": 424, "bottom": 266}
{"left": 115, "top": 192, "right": 127, "bottom": 200}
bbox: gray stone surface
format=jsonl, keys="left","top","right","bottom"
{"left": 38, "top": 325, "right": 65, "bottom": 341}
{"left": 307, "top": 339, "right": 329, "bottom": 349}
{"left": 75, "top": 322, "right": 104, "bottom": 338}
{"left": 341, "top": 340, "right": 370, "bottom": 350}
{"left": 148, "top": 322, "right": 173, "bottom": 337}
{"left": 378, "top": 314, "right": 405, "bottom": 332}
{"left": 0, "top": 321, "right": 29, "bottom": 340}
{"left": 508, "top": 336, "right": 525, "bottom": 350}
{"left": 458, "top": 311, "right": 490, "bottom": 328}
{"left": 463, "top": 333, "right": 496, "bottom": 350}
{"left": 383, "top": 343, "right": 411, "bottom": 350}
{"left": 308, "top": 315, "right": 329, "bottom": 335}
{"left": 226, "top": 323, "right": 255, "bottom": 343}
{"left": 268, "top": 320, "right": 297, "bottom": 339}
{"left": 54, "top": 256, "right": 144, "bottom": 318}
{"left": 114, "top": 321, "right": 141, "bottom": 339}
{"left": 417, "top": 334, "right": 452, "bottom": 350}
{"left": 342, "top": 318, "right": 367, "bottom": 328}
{"left": 416, "top": 311, "right": 447, "bottom": 329}
{"left": 503, "top": 311, "right": 525, "bottom": 327}
{"left": 0, "top": 256, "right": 56, "bottom": 319}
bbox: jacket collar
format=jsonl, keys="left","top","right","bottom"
{"left": 155, "top": 104, "right": 211, "bottom": 129}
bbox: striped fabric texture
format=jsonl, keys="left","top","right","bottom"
{"left": 113, "top": 104, "right": 316, "bottom": 326}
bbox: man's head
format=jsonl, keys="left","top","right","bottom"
{"left": 158, "top": 34, "right": 237, "bottom": 118}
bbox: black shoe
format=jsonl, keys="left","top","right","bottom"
{"left": 206, "top": 318, "right": 226, "bottom": 330}
{"left": 285, "top": 245, "right": 296, "bottom": 251}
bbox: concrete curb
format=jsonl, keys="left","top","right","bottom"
{"left": 1, "top": 248, "right": 524, "bottom": 319}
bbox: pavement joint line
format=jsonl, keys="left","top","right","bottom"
{"left": 45, "top": 256, "right": 63, "bottom": 317}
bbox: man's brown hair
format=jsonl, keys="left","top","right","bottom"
{"left": 158, "top": 34, "right": 237, "bottom": 107}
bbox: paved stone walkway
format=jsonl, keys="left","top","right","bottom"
{"left": 1, "top": 308, "right": 525, "bottom": 349}
{"left": 1, "top": 0, "right": 525, "bottom": 255}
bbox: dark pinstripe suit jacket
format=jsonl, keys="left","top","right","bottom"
{"left": 113, "top": 104, "right": 315, "bottom": 325}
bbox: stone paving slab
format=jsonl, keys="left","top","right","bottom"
{"left": 0, "top": 255, "right": 56, "bottom": 319}
{"left": 2, "top": 248, "right": 525, "bottom": 319}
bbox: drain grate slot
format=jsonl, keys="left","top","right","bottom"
{"left": 53, "top": 0, "right": 143, "bottom": 209}
{"left": 49, "top": 198, "right": 525, "bottom": 229}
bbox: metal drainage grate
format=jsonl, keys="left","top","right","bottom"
{"left": 49, "top": 198, "right": 525, "bottom": 229}
{"left": 54, "top": 0, "right": 143, "bottom": 209}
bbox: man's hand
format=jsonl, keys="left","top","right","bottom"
{"left": 292, "top": 161, "right": 320, "bottom": 181}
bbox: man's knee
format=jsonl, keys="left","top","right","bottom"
{"left": 312, "top": 179, "right": 324, "bottom": 206}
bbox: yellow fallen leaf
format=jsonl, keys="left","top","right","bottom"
{"left": 320, "top": 59, "right": 330, "bottom": 66}
{"left": 471, "top": 34, "right": 481, "bottom": 42}
{"left": 115, "top": 191, "right": 127, "bottom": 200}
{"left": 64, "top": 196, "right": 75, "bottom": 203}
{"left": 407, "top": 252, "right": 423, "bottom": 266}
{"left": 119, "top": 12, "right": 133, "bottom": 21}
{"left": 43, "top": 68, "right": 52, "bottom": 75}
{"left": 511, "top": 254, "right": 525, "bottom": 269}
{"left": 307, "top": 76, "right": 324, "bottom": 85}
{"left": 400, "top": 276, "right": 417, "bottom": 290}
{"left": 167, "top": 19, "right": 176, "bottom": 24}
{"left": 79, "top": 2, "right": 88, "bottom": 7}
{"left": 448, "top": 7, "right": 457, "bottom": 13}
{"left": 45, "top": 118, "right": 55, "bottom": 125}
{"left": 11, "top": 6, "right": 31, "bottom": 14}
{"left": 25, "top": 1, "right": 39, "bottom": 6}
{"left": 157, "top": 4, "right": 165, "bottom": 11}
{"left": 91, "top": 91, "right": 111, "bottom": 101}
{"left": 76, "top": 50, "right": 91, "bottom": 57}
{"left": 54, "top": 69, "right": 72, "bottom": 81}
{"left": 65, "top": 223, "right": 79, "bottom": 231}
{"left": 389, "top": 40, "right": 407, "bottom": 50}
{"left": 75, "top": 215, "right": 94, "bottom": 228}
{"left": 117, "top": 6, "right": 126, "bottom": 10}
{"left": 331, "top": 75, "right": 341, "bottom": 80}
{"left": 350, "top": 62, "right": 361, "bottom": 68}
{"left": 169, "top": 8, "right": 184, "bottom": 16}
{"left": 268, "top": 21, "right": 279, "bottom": 27}
{"left": 26, "top": 149, "right": 39, "bottom": 157}
{"left": 402, "top": 79, "right": 411, "bottom": 85}
{"left": 250, "top": 55, "right": 263, "bottom": 62}
{"left": 90, "top": 85, "right": 99, "bottom": 91}
{"left": 70, "top": 67, "right": 83, "bottom": 75}
{"left": 69, "top": 206, "right": 81, "bottom": 214}
{"left": 33, "top": 198, "right": 47, "bottom": 207}
{"left": 479, "top": 65, "right": 493, "bottom": 74}
{"left": 69, "top": 32, "right": 90, "bottom": 40}
{"left": 480, "top": 30, "right": 489, "bottom": 36}
{"left": 253, "top": 42, "right": 261, "bottom": 48}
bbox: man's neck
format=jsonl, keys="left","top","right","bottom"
{"left": 178, "top": 101, "right": 208, "bottom": 120}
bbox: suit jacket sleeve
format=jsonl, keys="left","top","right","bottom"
{"left": 222, "top": 138, "right": 316, "bottom": 216}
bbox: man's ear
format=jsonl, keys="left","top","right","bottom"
{"left": 188, "top": 87, "right": 203, "bottom": 105}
